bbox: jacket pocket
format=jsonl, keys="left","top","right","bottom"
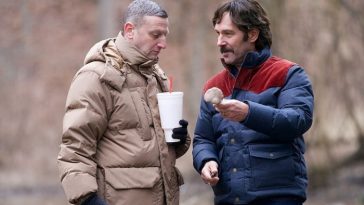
{"left": 105, "top": 167, "right": 161, "bottom": 189}
{"left": 104, "top": 167, "right": 163, "bottom": 205}
{"left": 248, "top": 144, "right": 295, "bottom": 190}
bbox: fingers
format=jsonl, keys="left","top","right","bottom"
{"left": 172, "top": 127, "right": 187, "bottom": 135}
{"left": 201, "top": 172, "right": 219, "bottom": 186}
{"left": 215, "top": 100, "right": 230, "bottom": 109}
{"left": 214, "top": 101, "right": 230, "bottom": 115}
{"left": 210, "top": 166, "right": 218, "bottom": 177}
{"left": 179, "top": 119, "right": 188, "bottom": 128}
{"left": 215, "top": 100, "right": 248, "bottom": 121}
{"left": 201, "top": 161, "right": 219, "bottom": 186}
{"left": 214, "top": 105, "right": 222, "bottom": 114}
{"left": 201, "top": 169, "right": 211, "bottom": 182}
{"left": 209, "top": 176, "right": 220, "bottom": 186}
{"left": 172, "top": 120, "right": 188, "bottom": 142}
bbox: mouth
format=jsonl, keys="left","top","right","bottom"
{"left": 148, "top": 51, "right": 160, "bottom": 58}
{"left": 152, "top": 50, "right": 161, "bottom": 55}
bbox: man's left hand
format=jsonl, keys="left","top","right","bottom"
{"left": 171, "top": 119, "right": 188, "bottom": 144}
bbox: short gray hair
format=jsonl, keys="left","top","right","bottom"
{"left": 122, "top": 0, "right": 168, "bottom": 33}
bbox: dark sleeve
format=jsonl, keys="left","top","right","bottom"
{"left": 192, "top": 97, "right": 219, "bottom": 173}
{"left": 243, "top": 66, "right": 314, "bottom": 140}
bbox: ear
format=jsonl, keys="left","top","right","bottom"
{"left": 123, "top": 22, "right": 135, "bottom": 40}
{"left": 248, "top": 28, "right": 259, "bottom": 43}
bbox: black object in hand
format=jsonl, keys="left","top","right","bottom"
{"left": 172, "top": 119, "right": 188, "bottom": 143}
{"left": 82, "top": 193, "right": 108, "bottom": 205}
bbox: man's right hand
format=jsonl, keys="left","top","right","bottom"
{"left": 201, "top": 160, "right": 219, "bottom": 186}
{"left": 82, "top": 193, "right": 108, "bottom": 205}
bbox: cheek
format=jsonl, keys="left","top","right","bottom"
{"left": 140, "top": 40, "right": 154, "bottom": 50}
{"left": 150, "top": 42, "right": 161, "bottom": 49}
{"left": 233, "top": 42, "right": 246, "bottom": 54}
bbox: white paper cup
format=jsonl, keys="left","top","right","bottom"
{"left": 156, "top": 92, "right": 183, "bottom": 143}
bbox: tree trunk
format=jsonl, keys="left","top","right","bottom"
{"left": 99, "top": 0, "right": 115, "bottom": 39}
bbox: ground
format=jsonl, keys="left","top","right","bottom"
{"left": 0, "top": 162, "right": 363, "bottom": 205}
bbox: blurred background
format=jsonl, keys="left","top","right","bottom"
{"left": 0, "top": 0, "right": 364, "bottom": 204}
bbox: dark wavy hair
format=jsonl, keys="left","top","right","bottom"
{"left": 212, "top": 0, "right": 272, "bottom": 50}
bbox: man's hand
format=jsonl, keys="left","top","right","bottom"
{"left": 171, "top": 119, "right": 188, "bottom": 143}
{"left": 201, "top": 161, "right": 219, "bottom": 186}
{"left": 214, "top": 99, "right": 249, "bottom": 122}
{"left": 82, "top": 193, "right": 108, "bottom": 205}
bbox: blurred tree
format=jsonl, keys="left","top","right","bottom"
{"left": 21, "top": 0, "right": 32, "bottom": 53}
{"left": 98, "top": 0, "right": 115, "bottom": 39}
{"left": 260, "top": 0, "right": 286, "bottom": 55}
{"left": 186, "top": 0, "right": 208, "bottom": 116}
{"left": 336, "top": 0, "right": 364, "bottom": 161}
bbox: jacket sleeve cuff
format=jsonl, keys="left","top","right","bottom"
{"left": 193, "top": 148, "right": 218, "bottom": 173}
{"left": 61, "top": 173, "right": 98, "bottom": 204}
{"left": 175, "top": 133, "right": 191, "bottom": 158}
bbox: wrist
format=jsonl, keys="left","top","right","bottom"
{"left": 240, "top": 101, "right": 250, "bottom": 123}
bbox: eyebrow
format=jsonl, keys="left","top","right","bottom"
{"left": 215, "top": 28, "right": 235, "bottom": 34}
{"left": 150, "top": 29, "right": 169, "bottom": 35}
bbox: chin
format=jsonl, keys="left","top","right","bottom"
{"left": 147, "top": 55, "right": 158, "bottom": 60}
{"left": 221, "top": 55, "right": 233, "bottom": 63}
{"left": 149, "top": 53, "right": 160, "bottom": 59}
{"left": 223, "top": 58, "right": 234, "bottom": 65}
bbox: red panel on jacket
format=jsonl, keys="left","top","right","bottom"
{"left": 203, "top": 56, "right": 295, "bottom": 96}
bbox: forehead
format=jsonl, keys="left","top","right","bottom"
{"left": 214, "top": 12, "right": 239, "bottom": 32}
{"left": 139, "top": 16, "right": 169, "bottom": 31}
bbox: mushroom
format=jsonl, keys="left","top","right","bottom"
{"left": 204, "top": 87, "right": 224, "bottom": 105}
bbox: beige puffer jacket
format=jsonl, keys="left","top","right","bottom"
{"left": 57, "top": 33, "right": 190, "bottom": 205}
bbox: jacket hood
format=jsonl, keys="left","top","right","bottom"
{"left": 83, "top": 32, "right": 158, "bottom": 69}
{"left": 83, "top": 39, "right": 109, "bottom": 65}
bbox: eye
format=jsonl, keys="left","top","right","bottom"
{"left": 151, "top": 32, "right": 161, "bottom": 39}
{"left": 223, "top": 31, "right": 234, "bottom": 37}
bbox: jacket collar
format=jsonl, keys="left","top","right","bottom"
{"left": 114, "top": 32, "right": 158, "bottom": 69}
{"left": 221, "top": 47, "right": 272, "bottom": 76}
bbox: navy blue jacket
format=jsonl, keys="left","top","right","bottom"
{"left": 192, "top": 48, "right": 314, "bottom": 204}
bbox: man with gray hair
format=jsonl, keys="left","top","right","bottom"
{"left": 57, "top": 1, "right": 190, "bottom": 205}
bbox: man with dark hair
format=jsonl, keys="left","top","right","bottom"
{"left": 192, "top": 0, "right": 314, "bottom": 205}
{"left": 58, "top": 1, "right": 190, "bottom": 205}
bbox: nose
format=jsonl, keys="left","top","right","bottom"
{"left": 217, "top": 35, "right": 225, "bottom": 47}
{"left": 157, "top": 36, "right": 167, "bottom": 49}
